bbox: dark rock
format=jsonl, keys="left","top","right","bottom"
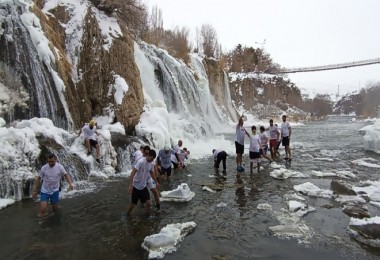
{"left": 322, "top": 204, "right": 333, "bottom": 209}
{"left": 349, "top": 223, "right": 380, "bottom": 240}
{"left": 343, "top": 205, "right": 370, "bottom": 219}
{"left": 331, "top": 179, "right": 357, "bottom": 195}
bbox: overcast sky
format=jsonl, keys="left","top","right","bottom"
{"left": 145, "top": 0, "right": 380, "bottom": 96}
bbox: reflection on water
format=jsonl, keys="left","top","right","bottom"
{"left": 0, "top": 117, "right": 380, "bottom": 259}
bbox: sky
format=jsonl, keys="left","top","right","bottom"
{"left": 144, "top": 0, "right": 380, "bottom": 96}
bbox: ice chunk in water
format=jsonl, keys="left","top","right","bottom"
{"left": 142, "top": 222, "right": 196, "bottom": 259}
{"left": 160, "top": 183, "right": 195, "bottom": 202}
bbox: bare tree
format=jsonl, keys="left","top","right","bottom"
{"left": 200, "top": 24, "right": 218, "bottom": 58}
{"left": 150, "top": 5, "right": 164, "bottom": 45}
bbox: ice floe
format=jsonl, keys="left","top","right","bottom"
{"left": 335, "top": 195, "right": 367, "bottom": 206}
{"left": 310, "top": 170, "right": 336, "bottom": 177}
{"left": 288, "top": 200, "right": 315, "bottom": 217}
{"left": 360, "top": 119, "right": 380, "bottom": 154}
{"left": 160, "top": 183, "right": 195, "bottom": 202}
{"left": 353, "top": 180, "right": 380, "bottom": 202}
{"left": 294, "top": 182, "right": 333, "bottom": 198}
{"left": 0, "top": 198, "right": 15, "bottom": 210}
{"left": 351, "top": 158, "right": 380, "bottom": 168}
{"left": 142, "top": 222, "right": 196, "bottom": 259}
{"left": 270, "top": 168, "right": 307, "bottom": 180}
{"left": 216, "top": 202, "right": 227, "bottom": 208}
{"left": 348, "top": 216, "right": 380, "bottom": 248}
{"left": 257, "top": 203, "right": 272, "bottom": 210}
{"left": 202, "top": 186, "right": 216, "bottom": 193}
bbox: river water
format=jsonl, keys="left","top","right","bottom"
{"left": 1, "top": 117, "right": 380, "bottom": 259}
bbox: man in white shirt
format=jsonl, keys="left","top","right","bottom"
{"left": 235, "top": 115, "right": 248, "bottom": 170}
{"left": 212, "top": 149, "right": 227, "bottom": 171}
{"left": 171, "top": 140, "right": 183, "bottom": 168}
{"left": 78, "top": 119, "right": 101, "bottom": 163}
{"left": 280, "top": 115, "right": 292, "bottom": 161}
{"left": 157, "top": 145, "right": 175, "bottom": 180}
{"left": 126, "top": 149, "right": 157, "bottom": 216}
{"left": 32, "top": 154, "right": 74, "bottom": 217}
{"left": 246, "top": 126, "right": 262, "bottom": 173}
{"left": 268, "top": 119, "right": 280, "bottom": 160}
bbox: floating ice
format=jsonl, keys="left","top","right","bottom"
{"left": 353, "top": 181, "right": 380, "bottom": 202}
{"left": 202, "top": 186, "right": 216, "bottom": 193}
{"left": 160, "top": 183, "right": 195, "bottom": 202}
{"left": 310, "top": 170, "right": 336, "bottom": 177}
{"left": 314, "top": 158, "right": 334, "bottom": 162}
{"left": 270, "top": 168, "right": 307, "bottom": 179}
{"left": 0, "top": 198, "right": 15, "bottom": 210}
{"left": 216, "top": 202, "right": 227, "bottom": 208}
{"left": 348, "top": 216, "right": 380, "bottom": 248}
{"left": 360, "top": 120, "right": 380, "bottom": 154}
{"left": 335, "top": 195, "right": 366, "bottom": 206}
{"left": 288, "top": 201, "right": 316, "bottom": 217}
{"left": 294, "top": 182, "right": 333, "bottom": 198}
{"left": 351, "top": 158, "right": 380, "bottom": 168}
{"left": 269, "top": 212, "right": 313, "bottom": 242}
{"left": 142, "top": 222, "right": 196, "bottom": 259}
{"left": 257, "top": 203, "right": 272, "bottom": 210}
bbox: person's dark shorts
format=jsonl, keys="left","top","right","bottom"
{"left": 85, "top": 139, "right": 98, "bottom": 148}
{"left": 282, "top": 136, "right": 290, "bottom": 146}
{"left": 131, "top": 187, "right": 150, "bottom": 205}
{"left": 249, "top": 151, "right": 261, "bottom": 159}
{"left": 172, "top": 161, "right": 179, "bottom": 169}
{"left": 40, "top": 191, "right": 59, "bottom": 205}
{"left": 160, "top": 166, "right": 172, "bottom": 177}
{"left": 235, "top": 141, "right": 244, "bottom": 154}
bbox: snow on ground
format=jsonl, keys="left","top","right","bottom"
{"left": 348, "top": 216, "right": 380, "bottom": 248}
{"left": 353, "top": 181, "right": 380, "bottom": 202}
{"left": 160, "top": 183, "right": 195, "bottom": 202}
{"left": 141, "top": 222, "right": 196, "bottom": 259}
{"left": 0, "top": 198, "right": 15, "bottom": 210}
{"left": 257, "top": 203, "right": 273, "bottom": 210}
{"left": 293, "top": 182, "right": 333, "bottom": 198}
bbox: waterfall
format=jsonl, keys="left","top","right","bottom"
{"left": 134, "top": 42, "right": 237, "bottom": 157}
{"left": 0, "top": 1, "right": 73, "bottom": 129}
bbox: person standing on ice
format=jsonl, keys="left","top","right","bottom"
{"left": 125, "top": 149, "right": 157, "bottom": 216}
{"left": 235, "top": 115, "right": 249, "bottom": 171}
{"left": 32, "top": 154, "right": 74, "bottom": 217}
{"left": 78, "top": 119, "right": 101, "bottom": 163}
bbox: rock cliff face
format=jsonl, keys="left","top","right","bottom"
{"left": 202, "top": 58, "right": 238, "bottom": 121}
{"left": 0, "top": 0, "right": 144, "bottom": 132}
{"left": 229, "top": 73, "right": 305, "bottom": 120}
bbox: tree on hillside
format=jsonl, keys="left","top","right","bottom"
{"left": 163, "top": 26, "right": 191, "bottom": 64}
{"left": 200, "top": 24, "right": 218, "bottom": 58}
{"left": 150, "top": 5, "right": 164, "bottom": 45}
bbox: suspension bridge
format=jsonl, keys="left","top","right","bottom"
{"left": 269, "top": 57, "right": 380, "bottom": 74}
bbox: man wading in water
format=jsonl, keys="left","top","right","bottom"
{"left": 32, "top": 154, "right": 74, "bottom": 217}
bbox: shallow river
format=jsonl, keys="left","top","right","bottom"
{"left": 1, "top": 117, "right": 380, "bottom": 259}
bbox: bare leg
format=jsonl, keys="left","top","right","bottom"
{"left": 250, "top": 162, "right": 253, "bottom": 173}
{"left": 52, "top": 203, "right": 60, "bottom": 213}
{"left": 145, "top": 200, "right": 151, "bottom": 216}
{"left": 38, "top": 201, "right": 49, "bottom": 217}
{"left": 257, "top": 162, "right": 261, "bottom": 173}
{"left": 126, "top": 204, "right": 136, "bottom": 216}
{"left": 150, "top": 188, "right": 160, "bottom": 207}
{"left": 85, "top": 139, "right": 91, "bottom": 154}
{"left": 96, "top": 144, "right": 100, "bottom": 159}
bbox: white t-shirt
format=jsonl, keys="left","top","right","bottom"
{"left": 133, "top": 157, "right": 154, "bottom": 190}
{"left": 178, "top": 150, "right": 189, "bottom": 162}
{"left": 249, "top": 135, "right": 261, "bottom": 152}
{"left": 158, "top": 149, "right": 174, "bottom": 168}
{"left": 213, "top": 149, "right": 223, "bottom": 160}
{"left": 281, "top": 121, "right": 291, "bottom": 137}
{"left": 132, "top": 150, "right": 143, "bottom": 167}
{"left": 171, "top": 145, "right": 181, "bottom": 163}
{"left": 259, "top": 132, "right": 269, "bottom": 146}
{"left": 40, "top": 163, "right": 67, "bottom": 194}
{"left": 268, "top": 125, "right": 279, "bottom": 140}
{"left": 82, "top": 124, "right": 97, "bottom": 141}
{"left": 235, "top": 124, "right": 246, "bottom": 145}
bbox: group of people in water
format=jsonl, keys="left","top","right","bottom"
{"left": 32, "top": 115, "right": 291, "bottom": 217}
{"left": 213, "top": 114, "right": 292, "bottom": 174}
